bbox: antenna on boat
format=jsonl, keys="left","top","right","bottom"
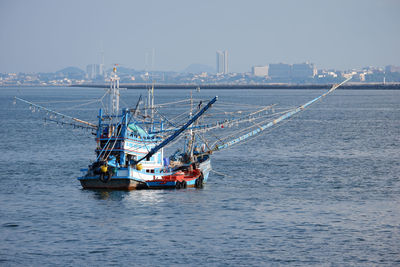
{"left": 188, "top": 90, "right": 195, "bottom": 159}
{"left": 151, "top": 82, "right": 154, "bottom": 130}
{"left": 145, "top": 79, "right": 155, "bottom": 131}
{"left": 109, "top": 64, "right": 120, "bottom": 117}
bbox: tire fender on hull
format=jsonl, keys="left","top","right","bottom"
{"left": 100, "top": 170, "right": 112, "bottom": 183}
{"left": 195, "top": 172, "right": 204, "bottom": 188}
{"left": 175, "top": 180, "right": 187, "bottom": 189}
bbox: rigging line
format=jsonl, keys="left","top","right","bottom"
{"left": 120, "top": 98, "right": 130, "bottom": 108}
{"left": 191, "top": 108, "right": 290, "bottom": 139}
{"left": 219, "top": 109, "right": 300, "bottom": 151}
{"left": 194, "top": 131, "right": 212, "bottom": 152}
{"left": 99, "top": 90, "right": 109, "bottom": 101}
{"left": 206, "top": 105, "right": 279, "bottom": 127}
{"left": 168, "top": 111, "right": 192, "bottom": 124}
{"left": 15, "top": 96, "right": 97, "bottom": 128}
{"left": 62, "top": 99, "right": 102, "bottom": 110}
{"left": 223, "top": 105, "right": 296, "bottom": 124}
{"left": 213, "top": 78, "right": 352, "bottom": 151}
{"left": 162, "top": 132, "right": 185, "bottom": 148}
{"left": 66, "top": 121, "right": 94, "bottom": 140}
{"left": 155, "top": 97, "right": 209, "bottom": 107}
{"left": 96, "top": 114, "right": 127, "bottom": 161}
{"left": 224, "top": 107, "right": 296, "bottom": 126}
{"left": 246, "top": 104, "right": 276, "bottom": 117}
{"left": 214, "top": 101, "right": 272, "bottom": 109}
{"left": 210, "top": 116, "right": 275, "bottom": 146}
{"left": 103, "top": 124, "right": 124, "bottom": 161}
{"left": 218, "top": 103, "right": 295, "bottom": 110}
{"left": 45, "top": 118, "right": 94, "bottom": 130}
{"left": 97, "top": 90, "right": 110, "bottom": 114}
{"left": 35, "top": 99, "right": 101, "bottom": 104}
{"left": 212, "top": 114, "right": 289, "bottom": 151}
{"left": 207, "top": 108, "right": 295, "bottom": 144}
{"left": 211, "top": 107, "right": 241, "bottom": 114}
{"left": 200, "top": 105, "right": 280, "bottom": 118}
{"left": 102, "top": 130, "right": 121, "bottom": 160}
{"left": 119, "top": 90, "right": 134, "bottom": 110}
{"left": 135, "top": 96, "right": 218, "bottom": 164}
{"left": 207, "top": 130, "right": 226, "bottom": 148}
{"left": 154, "top": 108, "right": 177, "bottom": 128}
{"left": 155, "top": 99, "right": 192, "bottom": 107}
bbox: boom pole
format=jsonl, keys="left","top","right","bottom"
{"left": 135, "top": 96, "right": 218, "bottom": 164}
{"left": 213, "top": 77, "right": 352, "bottom": 151}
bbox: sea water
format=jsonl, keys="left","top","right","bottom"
{"left": 0, "top": 87, "right": 399, "bottom": 266}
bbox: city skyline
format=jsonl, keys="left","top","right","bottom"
{"left": 0, "top": 0, "right": 399, "bottom": 73}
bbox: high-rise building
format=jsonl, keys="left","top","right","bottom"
{"left": 216, "top": 50, "right": 228, "bottom": 74}
{"left": 99, "top": 64, "right": 104, "bottom": 76}
{"left": 86, "top": 64, "right": 100, "bottom": 79}
{"left": 99, "top": 49, "right": 105, "bottom": 76}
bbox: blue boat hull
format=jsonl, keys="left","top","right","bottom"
{"left": 78, "top": 157, "right": 211, "bottom": 190}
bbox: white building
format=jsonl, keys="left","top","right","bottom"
{"left": 216, "top": 50, "right": 228, "bottom": 74}
{"left": 252, "top": 65, "right": 269, "bottom": 77}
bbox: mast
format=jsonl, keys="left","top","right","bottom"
{"left": 109, "top": 65, "right": 120, "bottom": 118}
{"left": 151, "top": 82, "right": 154, "bottom": 131}
{"left": 188, "top": 90, "right": 194, "bottom": 159}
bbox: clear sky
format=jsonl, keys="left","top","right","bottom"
{"left": 0, "top": 0, "right": 399, "bottom": 73}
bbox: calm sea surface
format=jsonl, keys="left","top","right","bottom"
{"left": 0, "top": 87, "right": 399, "bottom": 266}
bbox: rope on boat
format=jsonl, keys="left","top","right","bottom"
{"left": 96, "top": 113, "right": 127, "bottom": 161}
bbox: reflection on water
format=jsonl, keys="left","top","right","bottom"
{"left": 88, "top": 189, "right": 129, "bottom": 201}
{"left": 86, "top": 188, "right": 169, "bottom": 204}
{"left": 124, "top": 190, "right": 166, "bottom": 204}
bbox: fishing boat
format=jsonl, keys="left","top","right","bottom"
{"left": 15, "top": 66, "right": 351, "bottom": 190}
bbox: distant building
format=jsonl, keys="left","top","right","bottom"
{"left": 216, "top": 50, "right": 228, "bottom": 74}
{"left": 86, "top": 64, "right": 102, "bottom": 79}
{"left": 252, "top": 65, "right": 269, "bottom": 77}
{"left": 99, "top": 64, "right": 104, "bottom": 76}
{"left": 268, "top": 63, "right": 291, "bottom": 78}
{"left": 385, "top": 65, "right": 400, "bottom": 73}
{"left": 292, "top": 63, "right": 317, "bottom": 78}
{"left": 268, "top": 62, "right": 316, "bottom": 79}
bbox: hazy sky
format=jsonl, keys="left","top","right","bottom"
{"left": 0, "top": 0, "right": 399, "bottom": 73}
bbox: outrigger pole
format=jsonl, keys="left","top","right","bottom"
{"left": 213, "top": 77, "right": 352, "bottom": 151}
{"left": 14, "top": 96, "right": 97, "bottom": 128}
{"left": 135, "top": 96, "right": 218, "bottom": 164}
